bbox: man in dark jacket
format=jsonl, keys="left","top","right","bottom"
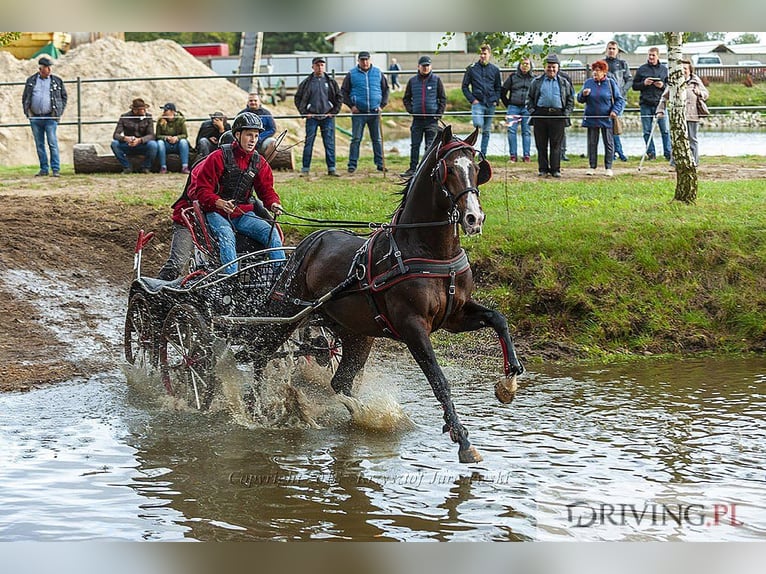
{"left": 195, "top": 111, "right": 231, "bottom": 161}
{"left": 526, "top": 54, "right": 574, "bottom": 178}
{"left": 401, "top": 55, "right": 446, "bottom": 177}
{"left": 22, "top": 56, "right": 67, "bottom": 177}
{"left": 294, "top": 56, "right": 343, "bottom": 176}
{"left": 632, "top": 46, "right": 671, "bottom": 160}
{"left": 110, "top": 98, "right": 158, "bottom": 174}
{"left": 500, "top": 57, "right": 536, "bottom": 162}
{"left": 462, "top": 43, "right": 502, "bottom": 156}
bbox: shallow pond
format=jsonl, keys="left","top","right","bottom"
{"left": 2, "top": 352, "right": 764, "bottom": 541}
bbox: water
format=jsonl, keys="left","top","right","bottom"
{"left": 1, "top": 270, "right": 765, "bottom": 542}
{"left": 1, "top": 355, "right": 764, "bottom": 541}
{"left": 390, "top": 129, "right": 766, "bottom": 158}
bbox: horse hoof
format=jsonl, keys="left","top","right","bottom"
{"left": 494, "top": 375, "right": 517, "bottom": 404}
{"left": 458, "top": 446, "right": 483, "bottom": 464}
{"left": 336, "top": 393, "right": 364, "bottom": 415}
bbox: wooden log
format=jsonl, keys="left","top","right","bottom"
{"left": 268, "top": 147, "right": 294, "bottom": 171}
{"left": 74, "top": 142, "right": 294, "bottom": 173}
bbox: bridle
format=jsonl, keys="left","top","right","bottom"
{"left": 430, "top": 139, "right": 491, "bottom": 219}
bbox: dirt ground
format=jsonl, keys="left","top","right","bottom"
{"left": 0, "top": 162, "right": 760, "bottom": 392}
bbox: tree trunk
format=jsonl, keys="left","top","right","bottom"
{"left": 665, "top": 32, "right": 698, "bottom": 204}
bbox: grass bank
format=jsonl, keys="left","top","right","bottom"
{"left": 3, "top": 159, "right": 764, "bottom": 361}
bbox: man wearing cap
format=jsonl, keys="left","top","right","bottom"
{"left": 461, "top": 44, "right": 502, "bottom": 156}
{"left": 195, "top": 112, "right": 231, "bottom": 161}
{"left": 341, "top": 50, "right": 390, "bottom": 173}
{"left": 294, "top": 56, "right": 343, "bottom": 176}
{"left": 526, "top": 53, "right": 574, "bottom": 178}
{"left": 401, "top": 55, "right": 446, "bottom": 178}
{"left": 22, "top": 56, "right": 68, "bottom": 177}
{"left": 111, "top": 98, "right": 158, "bottom": 174}
{"left": 155, "top": 102, "right": 190, "bottom": 174}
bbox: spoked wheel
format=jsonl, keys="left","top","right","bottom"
{"left": 159, "top": 304, "right": 217, "bottom": 410}
{"left": 124, "top": 293, "right": 157, "bottom": 368}
{"left": 297, "top": 326, "right": 343, "bottom": 373}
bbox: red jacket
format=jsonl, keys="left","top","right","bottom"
{"left": 187, "top": 142, "right": 280, "bottom": 218}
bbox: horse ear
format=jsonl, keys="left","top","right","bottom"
{"left": 464, "top": 127, "right": 480, "bottom": 147}
{"left": 441, "top": 124, "right": 453, "bottom": 144}
{"left": 477, "top": 159, "right": 492, "bottom": 185}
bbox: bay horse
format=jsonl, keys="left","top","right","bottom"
{"left": 260, "top": 125, "right": 524, "bottom": 463}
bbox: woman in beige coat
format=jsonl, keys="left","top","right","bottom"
{"left": 657, "top": 60, "right": 709, "bottom": 166}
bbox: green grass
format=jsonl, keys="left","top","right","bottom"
{"left": 6, "top": 159, "right": 766, "bottom": 359}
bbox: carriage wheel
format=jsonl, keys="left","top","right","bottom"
{"left": 124, "top": 293, "right": 157, "bottom": 368}
{"left": 159, "top": 304, "right": 217, "bottom": 410}
{"left": 300, "top": 326, "right": 343, "bottom": 374}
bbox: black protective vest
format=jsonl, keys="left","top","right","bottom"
{"left": 217, "top": 144, "right": 262, "bottom": 204}
{"left": 174, "top": 144, "right": 261, "bottom": 208}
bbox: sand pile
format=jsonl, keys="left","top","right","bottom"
{"left": 0, "top": 37, "right": 303, "bottom": 168}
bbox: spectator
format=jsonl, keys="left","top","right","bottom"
{"left": 155, "top": 102, "right": 190, "bottom": 174}
{"left": 341, "top": 50, "right": 390, "bottom": 173}
{"left": 656, "top": 59, "right": 709, "bottom": 167}
{"left": 239, "top": 92, "right": 278, "bottom": 158}
{"left": 604, "top": 40, "right": 632, "bottom": 161}
{"left": 500, "top": 57, "right": 535, "bottom": 162}
{"left": 388, "top": 58, "right": 402, "bottom": 91}
{"left": 195, "top": 111, "right": 230, "bottom": 161}
{"left": 400, "top": 55, "right": 446, "bottom": 177}
{"left": 526, "top": 54, "right": 574, "bottom": 178}
{"left": 22, "top": 56, "right": 67, "bottom": 177}
{"left": 462, "top": 43, "right": 502, "bottom": 156}
{"left": 633, "top": 46, "right": 671, "bottom": 161}
{"left": 111, "top": 98, "right": 158, "bottom": 174}
{"left": 187, "top": 112, "right": 284, "bottom": 274}
{"left": 577, "top": 60, "right": 625, "bottom": 177}
{"left": 294, "top": 56, "right": 343, "bottom": 177}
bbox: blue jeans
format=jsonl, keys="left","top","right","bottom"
{"left": 409, "top": 117, "right": 439, "bottom": 170}
{"left": 206, "top": 211, "right": 285, "bottom": 274}
{"left": 157, "top": 139, "right": 190, "bottom": 168}
{"left": 471, "top": 102, "right": 496, "bottom": 156}
{"left": 505, "top": 104, "right": 531, "bottom": 158}
{"left": 30, "top": 117, "right": 60, "bottom": 173}
{"left": 302, "top": 116, "right": 336, "bottom": 172}
{"left": 348, "top": 112, "right": 382, "bottom": 170}
{"left": 110, "top": 139, "right": 159, "bottom": 169}
{"left": 640, "top": 104, "right": 672, "bottom": 159}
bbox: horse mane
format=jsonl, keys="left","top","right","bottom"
{"left": 394, "top": 125, "right": 449, "bottom": 215}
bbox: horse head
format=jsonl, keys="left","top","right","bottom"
{"left": 429, "top": 126, "right": 491, "bottom": 236}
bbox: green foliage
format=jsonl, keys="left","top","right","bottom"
{"left": 0, "top": 32, "right": 21, "bottom": 47}
{"left": 125, "top": 32, "right": 241, "bottom": 54}
{"left": 262, "top": 33, "right": 332, "bottom": 54}
{"left": 124, "top": 32, "right": 331, "bottom": 56}
{"left": 730, "top": 33, "right": 760, "bottom": 44}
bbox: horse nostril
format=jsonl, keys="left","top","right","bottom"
{"left": 465, "top": 214, "right": 476, "bottom": 226}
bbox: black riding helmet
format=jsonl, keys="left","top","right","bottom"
{"left": 231, "top": 111, "right": 263, "bottom": 134}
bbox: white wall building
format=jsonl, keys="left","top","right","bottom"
{"left": 325, "top": 32, "right": 467, "bottom": 54}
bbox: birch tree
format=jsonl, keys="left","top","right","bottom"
{"left": 664, "top": 32, "right": 698, "bottom": 204}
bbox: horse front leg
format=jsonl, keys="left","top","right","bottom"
{"left": 403, "top": 326, "right": 483, "bottom": 464}
{"left": 443, "top": 299, "right": 525, "bottom": 403}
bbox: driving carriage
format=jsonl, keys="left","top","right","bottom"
{"left": 126, "top": 125, "right": 525, "bottom": 463}
{"left": 123, "top": 200, "right": 340, "bottom": 411}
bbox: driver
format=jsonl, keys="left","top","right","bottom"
{"left": 187, "top": 112, "right": 285, "bottom": 274}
